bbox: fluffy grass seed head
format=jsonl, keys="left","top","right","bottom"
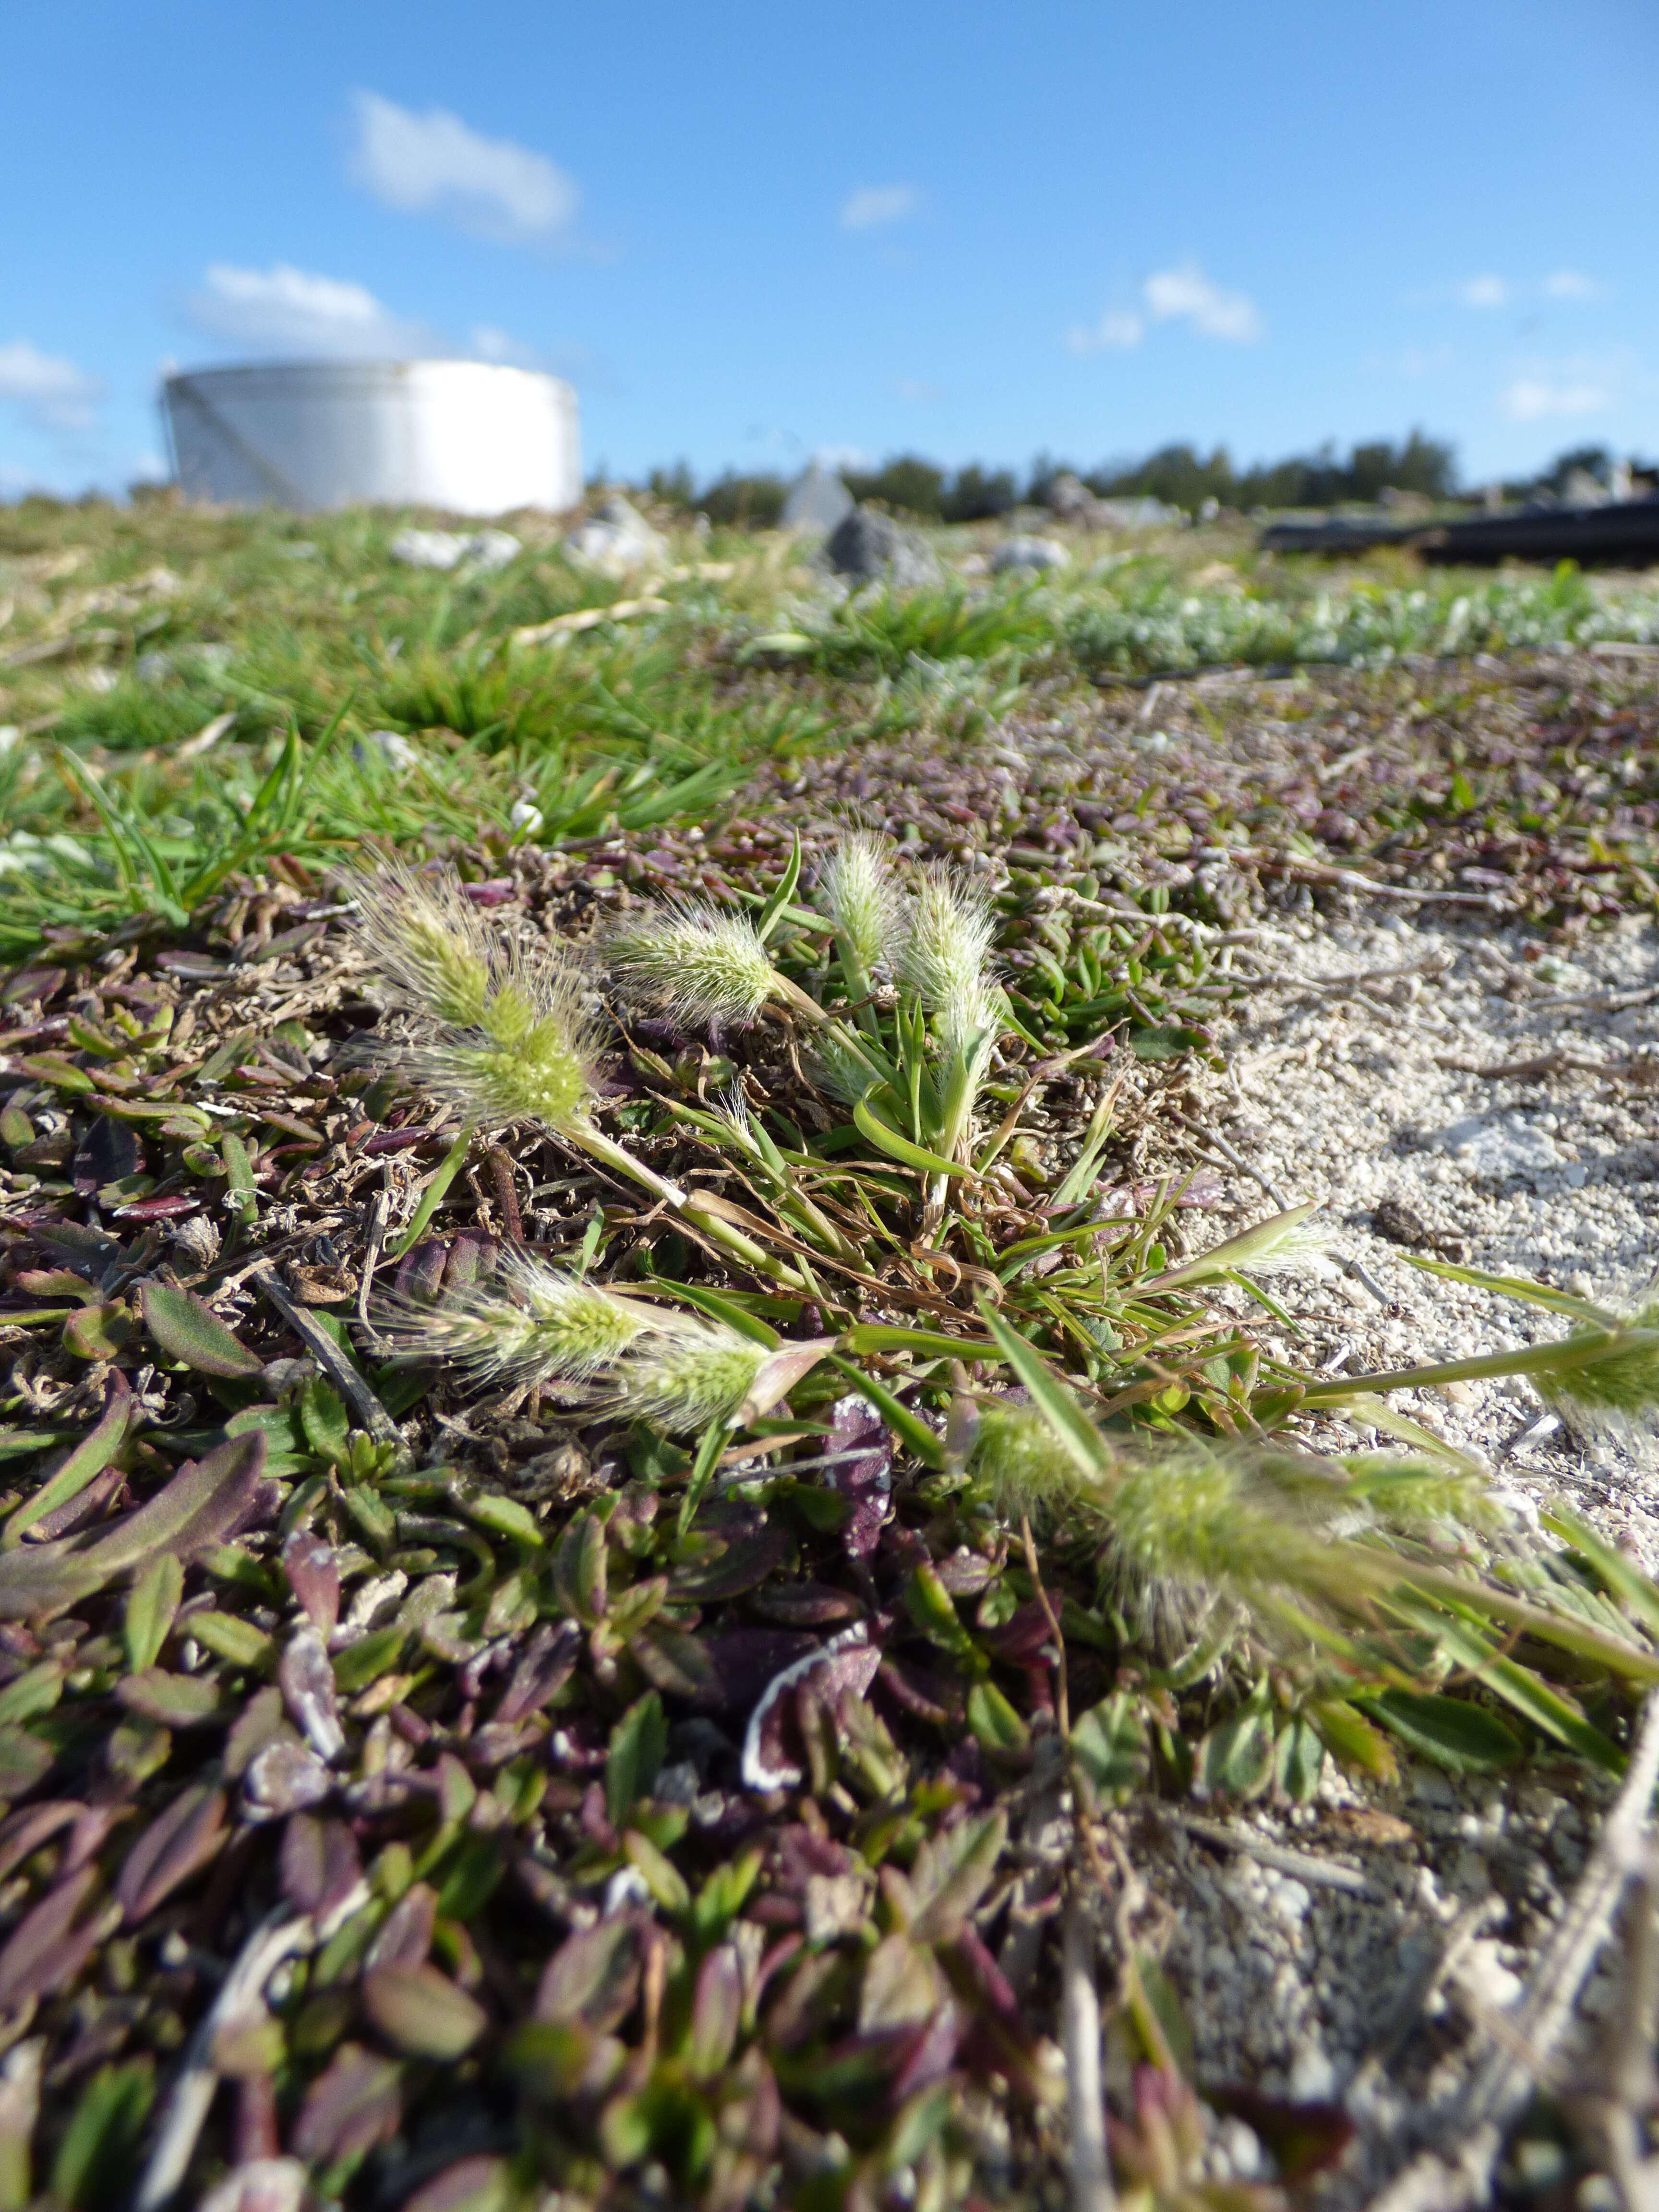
{"left": 604, "top": 898, "right": 781, "bottom": 1029}
{"left": 347, "top": 858, "right": 496, "bottom": 1028}
{"left": 970, "top": 1404, "right": 1110, "bottom": 1527}
{"left": 899, "top": 866, "right": 998, "bottom": 1046}
{"left": 407, "top": 955, "right": 602, "bottom": 1136}
{"left": 1531, "top": 1293, "right": 1659, "bottom": 1429}
{"left": 808, "top": 1022, "right": 888, "bottom": 1109}
{"left": 972, "top": 1409, "right": 1359, "bottom": 1640}
{"left": 349, "top": 859, "right": 603, "bottom": 1137}
{"left": 610, "top": 1317, "right": 771, "bottom": 1434}
{"left": 817, "top": 832, "right": 903, "bottom": 980}
{"left": 378, "top": 1255, "right": 652, "bottom": 1388}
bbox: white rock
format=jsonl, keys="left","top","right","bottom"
{"left": 1286, "top": 2043, "right": 1338, "bottom": 2101}
{"left": 1455, "top": 1937, "right": 1525, "bottom": 2012}
{"left": 991, "top": 535, "right": 1068, "bottom": 574}
{"left": 463, "top": 528, "right": 522, "bottom": 572}
{"left": 356, "top": 729, "right": 418, "bottom": 772}
{"left": 1433, "top": 1109, "right": 1562, "bottom": 1178}
{"left": 565, "top": 495, "right": 667, "bottom": 576}
{"left": 390, "top": 527, "right": 469, "bottom": 570}
{"left": 389, "top": 527, "right": 520, "bottom": 572}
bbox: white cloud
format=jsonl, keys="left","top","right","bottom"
{"left": 469, "top": 324, "right": 538, "bottom": 367}
{"left": 1502, "top": 374, "right": 1608, "bottom": 421}
{"left": 1068, "top": 307, "right": 1144, "bottom": 353}
{"left": 1070, "top": 263, "right": 1261, "bottom": 353}
{"left": 181, "top": 264, "right": 433, "bottom": 358}
{"left": 1144, "top": 263, "right": 1262, "bottom": 342}
{"left": 840, "top": 184, "right": 920, "bottom": 232}
{"left": 813, "top": 443, "right": 873, "bottom": 471}
{"left": 1545, "top": 268, "right": 1600, "bottom": 301}
{"left": 1458, "top": 274, "right": 1509, "bottom": 309}
{"left": 0, "top": 341, "right": 105, "bottom": 433}
{"left": 350, "top": 92, "right": 578, "bottom": 243}
{"left": 896, "top": 377, "right": 945, "bottom": 404}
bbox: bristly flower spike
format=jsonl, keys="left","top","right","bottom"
{"left": 968, "top": 1403, "right": 1500, "bottom": 1649}
{"left": 899, "top": 865, "right": 998, "bottom": 1049}
{"left": 609, "top": 1316, "right": 772, "bottom": 1434}
{"left": 347, "top": 857, "right": 496, "bottom": 1029}
{"left": 896, "top": 863, "right": 1004, "bottom": 1230}
{"left": 349, "top": 862, "right": 800, "bottom": 1286}
{"left": 816, "top": 832, "right": 902, "bottom": 1013}
{"left": 605, "top": 897, "right": 827, "bottom": 1032}
{"left": 1138, "top": 1203, "right": 1333, "bottom": 1293}
{"left": 377, "top": 1253, "right": 653, "bottom": 1389}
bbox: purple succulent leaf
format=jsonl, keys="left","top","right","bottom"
{"left": 116, "top": 1782, "right": 227, "bottom": 1923}
{"left": 668, "top": 1511, "right": 792, "bottom": 1602}
{"left": 535, "top": 1915, "right": 641, "bottom": 2031}
{"left": 364, "top": 1881, "right": 436, "bottom": 1973}
{"left": 290, "top": 2043, "right": 404, "bottom": 2164}
{"left": 393, "top": 1239, "right": 448, "bottom": 1302}
{"left": 877, "top": 1654, "right": 963, "bottom": 1727}
{"left": 931, "top": 1547, "right": 1001, "bottom": 1597}
{"left": 888, "top": 2003, "right": 962, "bottom": 2106}
{"left": 938, "top": 1925, "right": 1025, "bottom": 2030}
{"left": 774, "top": 1827, "right": 858, "bottom": 1891}
{"left": 750, "top": 1583, "right": 864, "bottom": 1629}
{"left": 979, "top": 1600, "right": 1058, "bottom": 1667}
{"left": 825, "top": 1394, "right": 891, "bottom": 1560}
{"left": 0, "top": 1864, "right": 104, "bottom": 2009}
{"left": 278, "top": 1623, "right": 345, "bottom": 1763}
{"left": 0, "top": 1802, "right": 83, "bottom": 1887}
{"left": 442, "top": 1232, "right": 499, "bottom": 1289}
{"left": 28, "top": 1463, "right": 127, "bottom": 1545}
{"left": 279, "top": 1814, "right": 362, "bottom": 1920}
{"left": 492, "top": 1620, "right": 581, "bottom": 1726}
{"left": 281, "top": 1532, "right": 339, "bottom": 1641}
{"left": 686, "top": 1942, "right": 743, "bottom": 2080}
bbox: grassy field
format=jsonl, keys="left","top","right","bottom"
{"left": 3, "top": 497, "right": 1659, "bottom": 2211}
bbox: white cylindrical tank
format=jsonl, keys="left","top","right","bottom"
{"left": 162, "top": 359, "right": 581, "bottom": 515}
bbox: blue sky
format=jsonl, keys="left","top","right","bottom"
{"left": 6, "top": 0, "right": 1656, "bottom": 497}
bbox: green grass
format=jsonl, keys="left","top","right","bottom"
{"left": 8, "top": 496, "right": 1659, "bottom": 957}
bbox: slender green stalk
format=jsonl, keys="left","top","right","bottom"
{"left": 1302, "top": 1327, "right": 1659, "bottom": 1405}
{"left": 573, "top": 1124, "right": 802, "bottom": 1286}
{"left": 388, "top": 1128, "right": 473, "bottom": 1261}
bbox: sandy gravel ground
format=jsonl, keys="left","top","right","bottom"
{"left": 1125, "top": 897, "right": 1659, "bottom": 2202}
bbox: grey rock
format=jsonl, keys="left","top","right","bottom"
{"left": 1046, "top": 471, "right": 1094, "bottom": 519}
{"left": 1092, "top": 495, "right": 1183, "bottom": 530}
{"left": 990, "top": 534, "right": 1067, "bottom": 575}
{"left": 823, "top": 505, "right": 942, "bottom": 590}
{"left": 564, "top": 494, "right": 667, "bottom": 575}
{"left": 1044, "top": 472, "right": 1180, "bottom": 530}
{"left": 782, "top": 461, "right": 854, "bottom": 536}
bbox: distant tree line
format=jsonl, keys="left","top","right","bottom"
{"left": 643, "top": 435, "right": 1658, "bottom": 528}
{"left": 1055, "top": 430, "right": 1458, "bottom": 511}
